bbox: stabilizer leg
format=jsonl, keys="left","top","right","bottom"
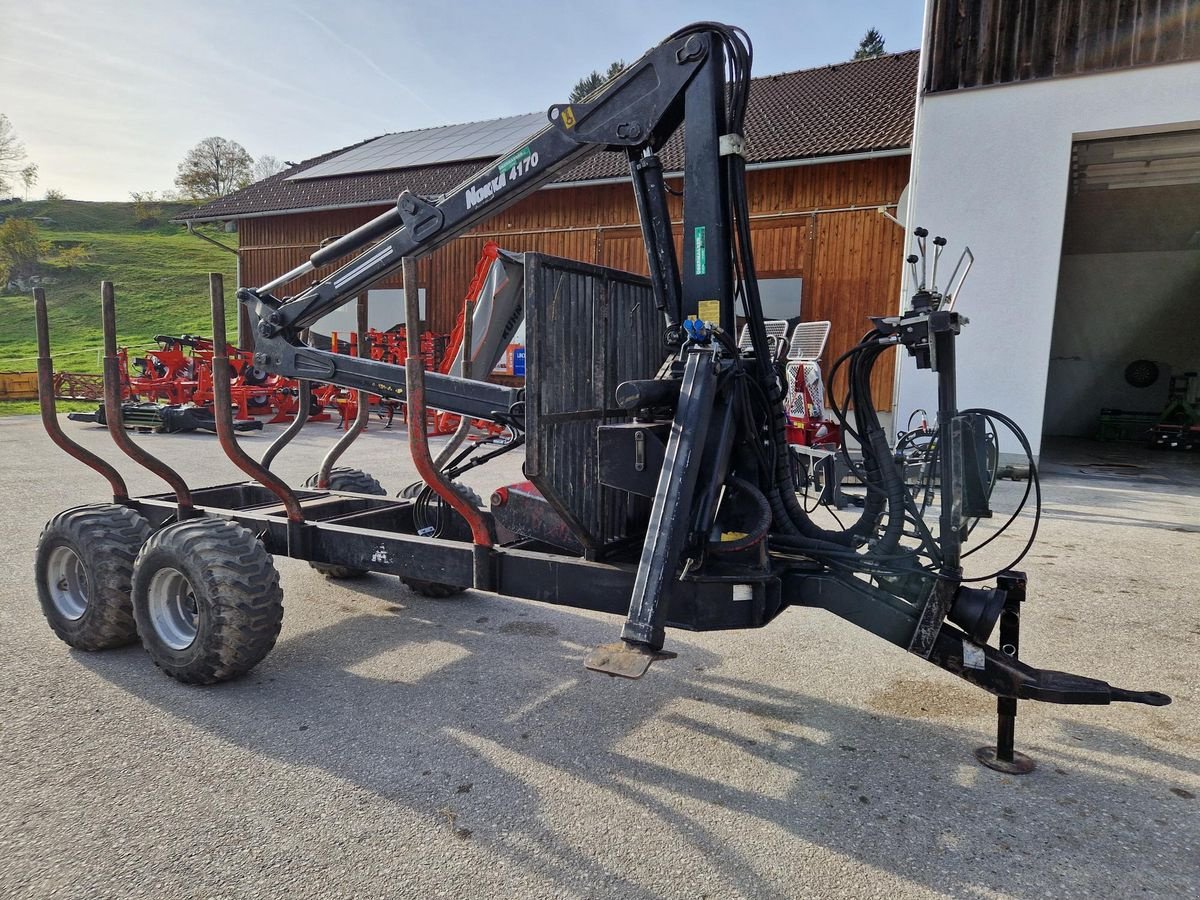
{"left": 974, "top": 573, "right": 1036, "bottom": 774}
{"left": 585, "top": 348, "right": 718, "bottom": 678}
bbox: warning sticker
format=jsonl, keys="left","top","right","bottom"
{"left": 963, "top": 641, "right": 987, "bottom": 670}
{"left": 697, "top": 299, "right": 720, "bottom": 323}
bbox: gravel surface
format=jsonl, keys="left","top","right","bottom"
{"left": 1, "top": 416, "right": 1197, "bottom": 899}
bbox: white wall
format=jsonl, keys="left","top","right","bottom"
{"left": 900, "top": 59, "right": 1200, "bottom": 458}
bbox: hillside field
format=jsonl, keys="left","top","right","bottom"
{"left": 0, "top": 199, "right": 238, "bottom": 415}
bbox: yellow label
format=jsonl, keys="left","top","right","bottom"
{"left": 697, "top": 299, "right": 720, "bottom": 323}
{"left": 561, "top": 106, "right": 576, "bottom": 129}
{"left": 720, "top": 532, "right": 748, "bottom": 542}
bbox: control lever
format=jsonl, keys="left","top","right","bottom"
{"left": 913, "top": 226, "right": 928, "bottom": 290}
{"left": 906, "top": 254, "right": 920, "bottom": 292}
{"left": 931, "top": 235, "right": 947, "bottom": 293}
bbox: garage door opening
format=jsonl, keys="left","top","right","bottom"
{"left": 1042, "top": 127, "right": 1200, "bottom": 459}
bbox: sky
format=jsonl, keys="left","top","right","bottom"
{"left": 0, "top": 0, "right": 924, "bottom": 201}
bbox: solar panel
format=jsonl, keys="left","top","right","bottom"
{"left": 289, "top": 112, "right": 548, "bottom": 181}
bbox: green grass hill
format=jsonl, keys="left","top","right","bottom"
{"left": 0, "top": 199, "right": 238, "bottom": 415}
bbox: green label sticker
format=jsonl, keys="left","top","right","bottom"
{"left": 694, "top": 226, "right": 706, "bottom": 276}
{"left": 498, "top": 146, "right": 532, "bottom": 174}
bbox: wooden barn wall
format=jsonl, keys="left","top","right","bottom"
{"left": 927, "top": 0, "right": 1200, "bottom": 93}
{"left": 239, "top": 155, "right": 908, "bottom": 409}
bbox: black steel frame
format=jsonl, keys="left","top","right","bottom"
{"left": 33, "top": 277, "right": 1170, "bottom": 715}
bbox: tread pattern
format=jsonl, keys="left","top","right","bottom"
{"left": 303, "top": 467, "right": 386, "bottom": 495}
{"left": 35, "top": 504, "right": 153, "bottom": 650}
{"left": 303, "top": 468, "right": 387, "bottom": 578}
{"left": 132, "top": 517, "right": 283, "bottom": 685}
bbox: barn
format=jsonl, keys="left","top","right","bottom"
{"left": 176, "top": 51, "right": 919, "bottom": 414}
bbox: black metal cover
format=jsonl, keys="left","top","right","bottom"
{"left": 523, "top": 253, "right": 667, "bottom": 552}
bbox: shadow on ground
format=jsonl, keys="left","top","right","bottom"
{"left": 76, "top": 574, "right": 1199, "bottom": 899}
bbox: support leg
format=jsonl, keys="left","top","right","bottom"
{"left": 975, "top": 572, "right": 1036, "bottom": 774}
{"left": 585, "top": 348, "right": 718, "bottom": 678}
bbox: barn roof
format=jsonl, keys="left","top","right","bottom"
{"left": 176, "top": 49, "right": 918, "bottom": 222}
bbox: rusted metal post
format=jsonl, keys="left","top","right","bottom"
{"left": 100, "top": 281, "right": 194, "bottom": 517}
{"left": 316, "top": 297, "right": 371, "bottom": 488}
{"left": 33, "top": 288, "right": 129, "bottom": 502}
{"left": 208, "top": 273, "right": 304, "bottom": 523}
{"left": 401, "top": 257, "right": 494, "bottom": 589}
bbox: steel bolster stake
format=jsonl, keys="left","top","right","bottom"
{"left": 33, "top": 288, "right": 130, "bottom": 503}
{"left": 208, "top": 274, "right": 306, "bottom": 535}
{"left": 99, "top": 281, "right": 195, "bottom": 519}
{"left": 399, "top": 257, "right": 496, "bottom": 589}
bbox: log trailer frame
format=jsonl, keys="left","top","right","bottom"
{"left": 34, "top": 22, "right": 1168, "bottom": 772}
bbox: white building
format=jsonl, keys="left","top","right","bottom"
{"left": 900, "top": 0, "right": 1200, "bottom": 460}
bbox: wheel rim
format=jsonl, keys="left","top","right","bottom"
{"left": 147, "top": 566, "right": 200, "bottom": 650}
{"left": 47, "top": 545, "right": 89, "bottom": 620}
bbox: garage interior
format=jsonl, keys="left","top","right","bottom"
{"left": 1042, "top": 127, "right": 1200, "bottom": 462}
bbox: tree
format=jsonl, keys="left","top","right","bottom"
{"left": 0, "top": 218, "right": 43, "bottom": 285}
{"left": 0, "top": 114, "right": 27, "bottom": 197}
{"left": 853, "top": 28, "right": 886, "bottom": 60}
{"left": 174, "top": 136, "right": 254, "bottom": 200}
{"left": 20, "top": 163, "right": 38, "bottom": 201}
{"left": 570, "top": 60, "right": 626, "bottom": 103}
{"left": 44, "top": 188, "right": 66, "bottom": 200}
{"left": 129, "top": 190, "right": 164, "bottom": 227}
{"left": 251, "top": 154, "right": 286, "bottom": 183}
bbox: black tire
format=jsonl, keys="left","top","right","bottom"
{"left": 400, "top": 484, "right": 483, "bottom": 599}
{"left": 35, "top": 504, "right": 153, "bottom": 651}
{"left": 403, "top": 578, "right": 468, "bottom": 599}
{"left": 397, "top": 482, "right": 425, "bottom": 499}
{"left": 131, "top": 517, "right": 283, "bottom": 685}
{"left": 302, "top": 467, "right": 387, "bottom": 578}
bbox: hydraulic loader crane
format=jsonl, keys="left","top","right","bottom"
{"left": 35, "top": 22, "right": 1168, "bottom": 772}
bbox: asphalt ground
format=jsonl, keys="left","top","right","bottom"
{"left": 1, "top": 415, "right": 1197, "bottom": 899}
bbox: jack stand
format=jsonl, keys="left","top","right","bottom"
{"left": 975, "top": 573, "right": 1036, "bottom": 774}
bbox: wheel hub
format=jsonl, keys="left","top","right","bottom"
{"left": 46, "top": 545, "right": 88, "bottom": 620}
{"left": 147, "top": 566, "right": 200, "bottom": 650}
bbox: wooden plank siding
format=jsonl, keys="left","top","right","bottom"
{"left": 927, "top": 0, "right": 1200, "bottom": 93}
{"left": 239, "top": 155, "right": 909, "bottom": 409}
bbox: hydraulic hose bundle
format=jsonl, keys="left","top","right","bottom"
{"left": 666, "top": 24, "right": 906, "bottom": 564}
